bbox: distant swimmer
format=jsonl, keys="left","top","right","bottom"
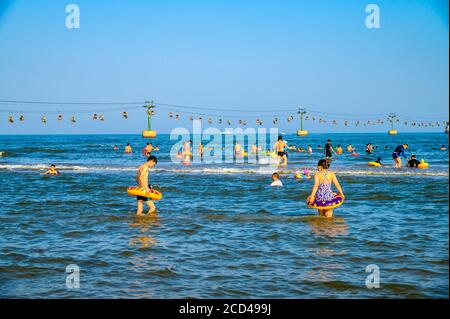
{"left": 346, "top": 144, "right": 355, "bottom": 153}
{"left": 43, "top": 164, "right": 60, "bottom": 175}
{"left": 135, "top": 155, "right": 158, "bottom": 216}
{"left": 303, "top": 168, "right": 312, "bottom": 179}
{"left": 234, "top": 141, "right": 243, "bottom": 158}
{"left": 336, "top": 145, "right": 343, "bottom": 155}
{"left": 407, "top": 154, "right": 420, "bottom": 168}
{"left": 392, "top": 143, "right": 409, "bottom": 168}
{"left": 324, "top": 139, "right": 337, "bottom": 159}
{"left": 440, "top": 145, "right": 447, "bottom": 151}
{"left": 366, "top": 143, "right": 373, "bottom": 154}
{"left": 306, "top": 159, "right": 345, "bottom": 218}
{"left": 124, "top": 143, "right": 132, "bottom": 153}
{"left": 375, "top": 157, "right": 382, "bottom": 165}
{"left": 154, "top": 146, "right": 160, "bottom": 151}
{"left": 307, "top": 145, "right": 313, "bottom": 155}
{"left": 283, "top": 140, "right": 289, "bottom": 159}
{"left": 270, "top": 172, "right": 283, "bottom": 187}
{"left": 144, "top": 142, "right": 153, "bottom": 156}
{"left": 182, "top": 140, "right": 192, "bottom": 163}
{"left": 384, "top": 145, "right": 389, "bottom": 150}
{"left": 317, "top": 145, "right": 322, "bottom": 150}
{"left": 113, "top": 145, "right": 119, "bottom": 151}
{"left": 198, "top": 142, "right": 204, "bottom": 161}
{"left": 274, "top": 135, "right": 288, "bottom": 166}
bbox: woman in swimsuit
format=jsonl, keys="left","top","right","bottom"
{"left": 307, "top": 159, "right": 345, "bottom": 218}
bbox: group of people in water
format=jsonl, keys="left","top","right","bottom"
{"left": 39, "top": 137, "right": 447, "bottom": 218}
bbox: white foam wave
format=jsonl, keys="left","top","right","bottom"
{"left": 0, "top": 164, "right": 447, "bottom": 177}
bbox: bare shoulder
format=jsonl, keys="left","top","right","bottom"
{"left": 138, "top": 164, "right": 148, "bottom": 172}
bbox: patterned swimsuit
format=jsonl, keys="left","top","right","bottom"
{"left": 315, "top": 171, "right": 336, "bottom": 202}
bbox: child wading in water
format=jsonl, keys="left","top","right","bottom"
{"left": 136, "top": 156, "right": 158, "bottom": 216}
{"left": 307, "top": 159, "right": 345, "bottom": 218}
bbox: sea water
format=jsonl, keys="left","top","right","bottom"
{"left": 0, "top": 133, "right": 448, "bottom": 298}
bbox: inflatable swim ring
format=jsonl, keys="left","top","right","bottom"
{"left": 368, "top": 162, "right": 381, "bottom": 167}
{"left": 418, "top": 160, "right": 429, "bottom": 169}
{"left": 306, "top": 194, "right": 344, "bottom": 210}
{"left": 127, "top": 187, "right": 163, "bottom": 200}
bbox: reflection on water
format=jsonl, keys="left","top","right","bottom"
{"left": 307, "top": 216, "right": 349, "bottom": 237}
{"left": 129, "top": 215, "right": 161, "bottom": 248}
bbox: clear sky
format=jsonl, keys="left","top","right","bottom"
{"left": 0, "top": 0, "right": 448, "bottom": 134}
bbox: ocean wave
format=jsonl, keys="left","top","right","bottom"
{"left": 0, "top": 163, "right": 448, "bottom": 177}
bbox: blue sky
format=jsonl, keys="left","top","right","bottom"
{"left": 0, "top": 0, "right": 448, "bottom": 134}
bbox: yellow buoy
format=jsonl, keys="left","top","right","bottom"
{"left": 142, "top": 130, "right": 157, "bottom": 138}
{"left": 388, "top": 130, "right": 398, "bottom": 135}
{"left": 297, "top": 130, "right": 308, "bottom": 136}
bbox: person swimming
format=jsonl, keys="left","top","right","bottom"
{"left": 375, "top": 157, "right": 382, "bottom": 165}
{"left": 113, "top": 145, "right": 119, "bottom": 151}
{"left": 336, "top": 145, "right": 343, "bottom": 155}
{"left": 234, "top": 141, "right": 243, "bottom": 158}
{"left": 346, "top": 144, "right": 355, "bottom": 152}
{"left": 270, "top": 172, "right": 283, "bottom": 187}
{"left": 283, "top": 139, "right": 289, "bottom": 159}
{"left": 303, "top": 168, "right": 311, "bottom": 179}
{"left": 307, "top": 145, "right": 313, "bottom": 155}
{"left": 392, "top": 143, "right": 409, "bottom": 168}
{"left": 440, "top": 145, "right": 447, "bottom": 151}
{"left": 407, "top": 154, "right": 420, "bottom": 168}
{"left": 198, "top": 142, "right": 204, "bottom": 161}
{"left": 43, "top": 164, "right": 60, "bottom": 175}
{"left": 144, "top": 142, "right": 153, "bottom": 156}
{"left": 135, "top": 155, "right": 158, "bottom": 216}
{"left": 124, "top": 143, "right": 132, "bottom": 153}
{"left": 182, "top": 140, "right": 192, "bottom": 163}
{"left": 366, "top": 143, "right": 373, "bottom": 154}
{"left": 306, "top": 159, "right": 345, "bottom": 218}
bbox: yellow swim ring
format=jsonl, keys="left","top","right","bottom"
{"left": 127, "top": 186, "right": 163, "bottom": 200}
{"left": 418, "top": 160, "right": 429, "bottom": 169}
{"left": 368, "top": 162, "right": 381, "bottom": 167}
{"left": 306, "top": 194, "right": 344, "bottom": 210}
